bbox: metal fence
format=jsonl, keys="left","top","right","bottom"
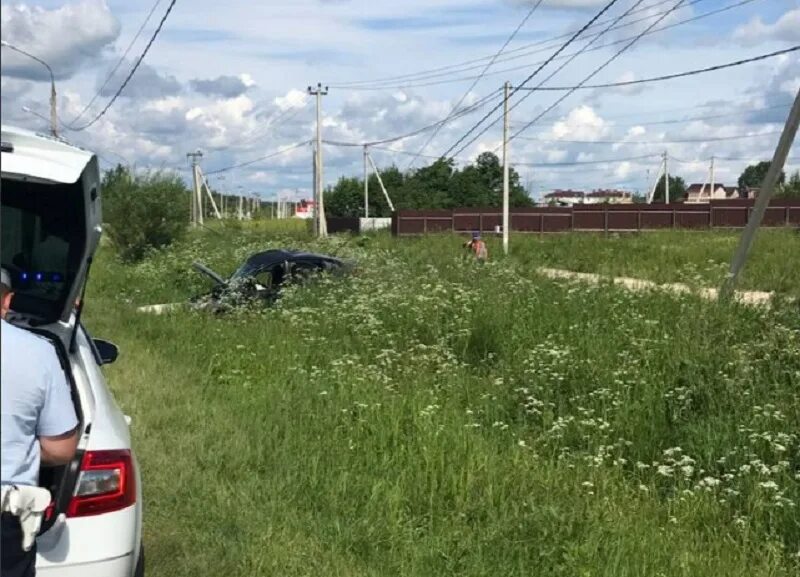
{"left": 391, "top": 199, "right": 800, "bottom": 236}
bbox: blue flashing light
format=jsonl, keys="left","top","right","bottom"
{"left": 35, "top": 272, "right": 43, "bottom": 282}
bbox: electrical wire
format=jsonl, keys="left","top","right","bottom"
{"left": 441, "top": 0, "right": 623, "bottom": 159}
{"left": 515, "top": 153, "right": 661, "bottom": 167}
{"left": 319, "top": 90, "right": 500, "bottom": 149}
{"left": 331, "top": 0, "right": 711, "bottom": 89}
{"left": 448, "top": 0, "right": 650, "bottom": 159}
{"left": 502, "top": 0, "right": 690, "bottom": 152}
{"left": 513, "top": 130, "right": 783, "bottom": 145}
{"left": 334, "top": 0, "right": 757, "bottom": 91}
{"left": 67, "top": 0, "right": 163, "bottom": 125}
{"left": 205, "top": 140, "right": 312, "bottom": 175}
{"left": 404, "top": 0, "right": 546, "bottom": 170}
{"left": 65, "top": 0, "right": 178, "bottom": 131}
{"left": 512, "top": 46, "right": 800, "bottom": 91}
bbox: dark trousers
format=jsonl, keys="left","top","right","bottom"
{"left": 1, "top": 513, "right": 36, "bottom": 577}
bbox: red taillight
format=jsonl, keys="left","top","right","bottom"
{"left": 66, "top": 450, "right": 136, "bottom": 518}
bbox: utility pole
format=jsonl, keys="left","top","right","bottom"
{"left": 721, "top": 87, "right": 800, "bottom": 300}
{"left": 364, "top": 145, "right": 370, "bottom": 219}
{"left": 663, "top": 150, "right": 669, "bottom": 204}
{"left": 502, "top": 80, "right": 511, "bottom": 255}
{"left": 186, "top": 150, "right": 203, "bottom": 227}
{"left": 709, "top": 155, "right": 715, "bottom": 199}
{"left": 308, "top": 83, "right": 329, "bottom": 237}
{"left": 1, "top": 41, "right": 57, "bottom": 137}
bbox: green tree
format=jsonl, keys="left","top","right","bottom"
{"left": 738, "top": 161, "right": 785, "bottom": 193}
{"left": 102, "top": 164, "right": 189, "bottom": 261}
{"left": 652, "top": 174, "right": 686, "bottom": 203}
{"left": 777, "top": 170, "right": 800, "bottom": 199}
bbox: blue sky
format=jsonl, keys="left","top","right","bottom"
{"left": 1, "top": 0, "right": 798, "bottom": 201}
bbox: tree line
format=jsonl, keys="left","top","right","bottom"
{"left": 325, "top": 152, "right": 532, "bottom": 218}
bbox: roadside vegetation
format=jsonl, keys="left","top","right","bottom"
{"left": 86, "top": 224, "right": 799, "bottom": 576}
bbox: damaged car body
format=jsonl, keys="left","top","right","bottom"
{"left": 190, "top": 249, "right": 351, "bottom": 312}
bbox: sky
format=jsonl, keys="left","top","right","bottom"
{"left": 1, "top": 0, "right": 798, "bottom": 202}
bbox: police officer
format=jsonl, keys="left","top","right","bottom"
{"left": 1, "top": 267, "right": 79, "bottom": 577}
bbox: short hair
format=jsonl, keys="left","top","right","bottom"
{"left": 0, "top": 267, "right": 12, "bottom": 296}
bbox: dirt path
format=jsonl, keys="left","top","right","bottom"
{"left": 535, "top": 267, "right": 776, "bottom": 307}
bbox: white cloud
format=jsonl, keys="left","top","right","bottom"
{"left": 733, "top": 9, "right": 800, "bottom": 46}
{"left": 0, "top": 0, "right": 120, "bottom": 80}
{"left": 551, "top": 105, "right": 609, "bottom": 141}
{"left": 274, "top": 89, "right": 308, "bottom": 111}
{"left": 98, "top": 60, "right": 182, "bottom": 99}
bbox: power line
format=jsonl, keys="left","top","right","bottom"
{"left": 405, "top": 0, "right": 546, "bottom": 170}
{"left": 333, "top": 0, "right": 757, "bottom": 91}
{"left": 205, "top": 140, "right": 312, "bottom": 175}
{"left": 515, "top": 153, "right": 661, "bottom": 167}
{"left": 66, "top": 0, "right": 178, "bottom": 131}
{"left": 514, "top": 130, "right": 783, "bottom": 145}
{"left": 504, "top": 0, "right": 691, "bottom": 152}
{"left": 319, "top": 90, "right": 499, "bottom": 149}
{"left": 442, "top": 0, "right": 624, "bottom": 159}
{"left": 449, "top": 0, "right": 651, "bottom": 159}
{"left": 512, "top": 46, "right": 800, "bottom": 92}
{"left": 67, "top": 0, "right": 163, "bottom": 125}
{"left": 330, "top": 0, "right": 712, "bottom": 89}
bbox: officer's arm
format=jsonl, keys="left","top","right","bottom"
{"left": 38, "top": 352, "right": 80, "bottom": 466}
{"left": 40, "top": 429, "right": 79, "bottom": 466}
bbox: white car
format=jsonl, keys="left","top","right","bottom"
{"left": 1, "top": 125, "right": 144, "bottom": 576}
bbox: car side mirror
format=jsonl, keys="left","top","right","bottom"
{"left": 93, "top": 339, "right": 119, "bottom": 365}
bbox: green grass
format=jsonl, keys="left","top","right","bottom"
{"left": 84, "top": 226, "right": 800, "bottom": 576}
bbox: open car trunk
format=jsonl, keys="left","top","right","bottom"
{"left": 1, "top": 126, "right": 102, "bottom": 533}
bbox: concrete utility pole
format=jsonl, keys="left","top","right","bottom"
{"left": 664, "top": 150, "right": 669, "bottom": 204}
{"left": 709, "top": 155, "right": 715, "bottom": 199}
{"left": 308, "top": 83, "right": 329, "bottom": 237}
{"left": 186, "top": 150, "right": 204, "bottom": 227}
{"left": 721, "top": 87, "right": 800, "bottom": 300}
{"left": 364, "top": 145, "right": 370, "bottom": 219}
{"left": 502, "top": 80, "right": 511, "bottom": 255}
{"left": 366, "top": 152, "right": 395, "bottom": 212}
{"left": 1, "top": 41, "right": 57, "bottom": 137}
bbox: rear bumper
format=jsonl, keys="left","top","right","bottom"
{"left": 37, "top": 552, "right": 134, "bottom": 577}
{"left": 35, "top": 504, "right": 139, "bottom": 576}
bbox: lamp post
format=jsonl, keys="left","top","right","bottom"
{"left": 1, "top": 40, "right": 58, "bottom": 137}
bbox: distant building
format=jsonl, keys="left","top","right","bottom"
{"left": 295, "top": 199, "right": 315, "bottom": 219}
{"left": 543, "top": 189, "right": 585, "bottom": 206}
{"left": 543, "top": 189, "right": 633, "bottom": 205}
{"left": 742, "top": 186, "right": 760, "bottom": 199}
{"left": 684, "top": 183, "right": 738, "bottom": 203}
{"left": 585, "top": 189, "right": 633, "bottom": 204}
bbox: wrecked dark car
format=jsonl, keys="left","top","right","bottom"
{"left": 190, "top": 249, "right": 350, "bottom": 312}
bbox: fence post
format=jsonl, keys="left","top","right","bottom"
{"left": 604, "top": 205, "right": 609, "bottom": 236}
{"left": 423, "top": 216, "right": 427, "bottom": 235}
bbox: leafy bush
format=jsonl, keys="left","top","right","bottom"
{"left": 101, "top": 164, "right": 189, "bottom": 261}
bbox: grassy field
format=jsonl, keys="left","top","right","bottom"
{"left": 84, "top": 225, "right": 799, "bottom": 576}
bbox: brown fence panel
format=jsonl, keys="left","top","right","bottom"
{"left": 542, "top": 213, "right": 572, "bottom": 232}
{"left": 713, "top": 206, "right": 748, "bottom": 227}
{"left": 511, "top": 213, "right": 541, "bottom": 232}
{"left": 327, "top": 217, "right": 360, "bottom": 234}
{"left": 573, "top": 210, "right": 604, "bottom": 230}
{"left": 757, "top": 206, "right": 789, "bottom": 227}
{"left": 674, "top": 207, "right": 710, "bottom": 229}
{"left": 392, "top": 201, "right": 800, "bottom": 235}
{"left": 453, "top": 213, "right": 480, "bottom": 232}
{"left": 639, "top": 210, "right": 672, "bottom": 229}
{"left": 607, "top": 210, "right": 638, "bottom": 231}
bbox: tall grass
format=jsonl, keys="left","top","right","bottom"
{"left": 85, "top": 227, "right": 799, "bottom": 576}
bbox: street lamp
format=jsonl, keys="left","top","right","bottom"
{"left": 1, "top": 40, "right": 58, "bottom": 137}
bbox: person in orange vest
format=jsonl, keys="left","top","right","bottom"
{"left": 464, "top": 231, "right": 488, "bottom": 261}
